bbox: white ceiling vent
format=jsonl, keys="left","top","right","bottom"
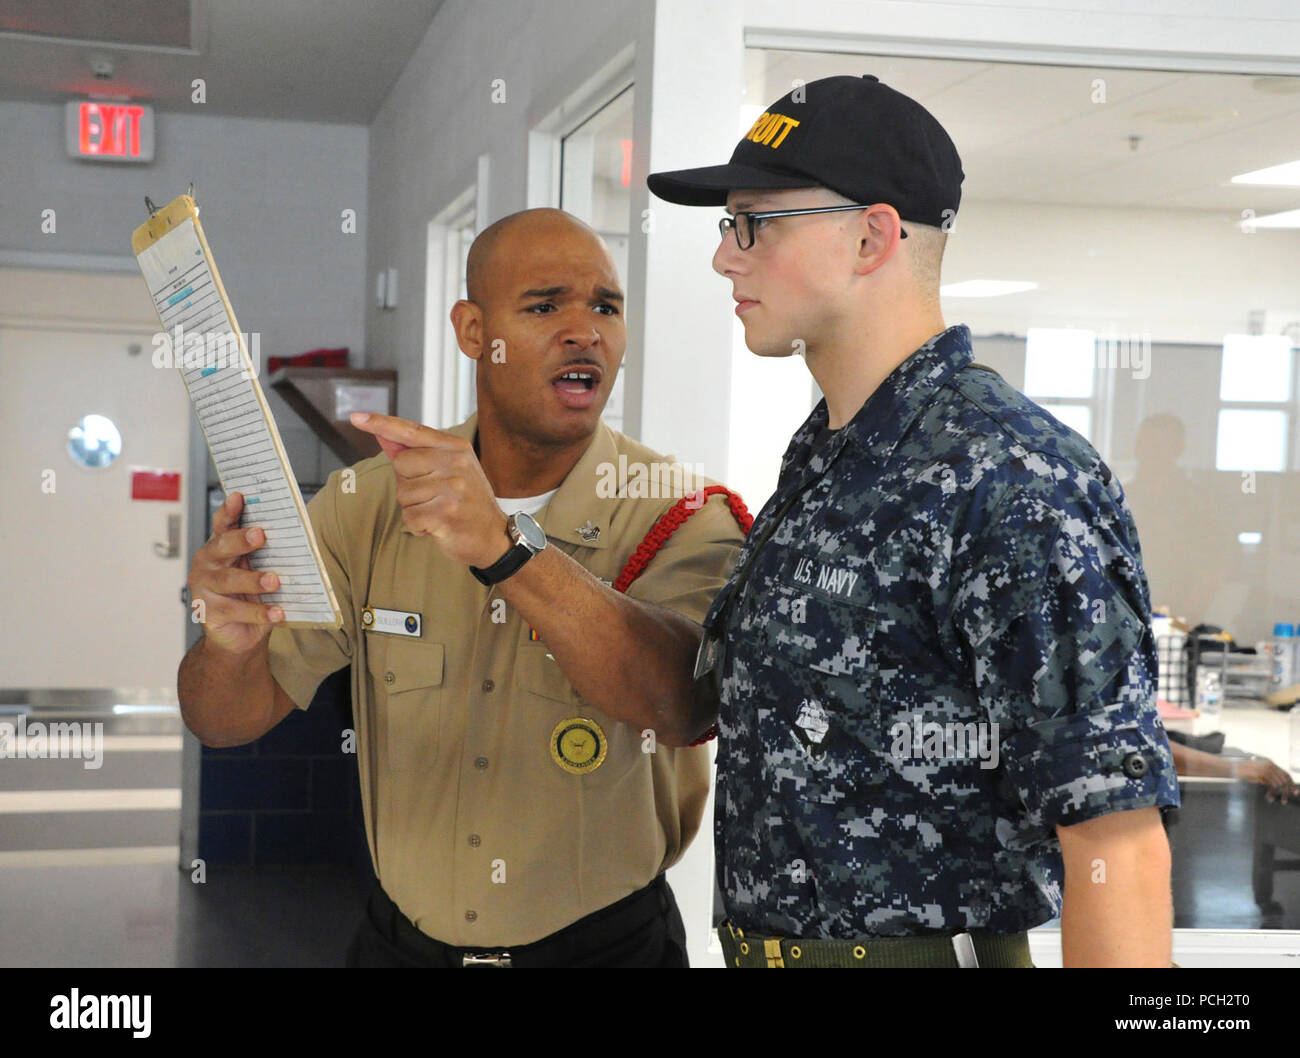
{"left": 0, "top": 0, "right": 195, "bottom": 51}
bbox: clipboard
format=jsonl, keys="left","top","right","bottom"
{"left": 131, "top": 194, "right": 343, "bottom": 628}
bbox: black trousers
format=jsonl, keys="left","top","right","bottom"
{"left": 345, "top": 874, "right": 689, "bottom": 967}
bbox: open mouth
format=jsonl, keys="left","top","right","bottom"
{"left": 550, "top": 365, "right": 603, "bottom": 409}
{"left": 553, "top": 369, "right": 599, "bottom": 394}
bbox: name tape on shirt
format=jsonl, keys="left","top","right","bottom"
{"left": 784, "top": 553, "right": 868, "bottom": 604}
{"left": 361, "top": 606, "right": 421, "bottom": 637}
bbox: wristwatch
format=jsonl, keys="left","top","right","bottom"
{"left": 469, "top": 511, "right": 548, "bottom": 585}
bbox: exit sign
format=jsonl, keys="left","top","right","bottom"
{"left": 65, "top": 101, "right": 154, "bottom": 163}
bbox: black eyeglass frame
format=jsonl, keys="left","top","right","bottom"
{"left": 719, "top": 203, "right": 908, "bottom": 250}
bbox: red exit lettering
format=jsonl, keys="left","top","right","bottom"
{"left": 78, "top": 103, "right": 145, "bottom": 158}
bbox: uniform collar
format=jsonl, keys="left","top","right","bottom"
{"left": 780, "top": 324, "right": 973, "bottom": 478}
{"left": 845, "top": 323, "right": 973, "bottom": 459}
{"left": 397, "top": 412, "right": 619, "bottom": 549}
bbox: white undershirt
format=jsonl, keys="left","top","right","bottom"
{"left": 494, "top": 487, "right": 558, "bottom": 518}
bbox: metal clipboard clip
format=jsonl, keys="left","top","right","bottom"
{"left": 145, "top": 182, "right": 197, "bottom": 219}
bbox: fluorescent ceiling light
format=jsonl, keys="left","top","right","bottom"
{"left": 1238, "top": 208, "right": 1300, "bottom": 230}
{"left": 1232, "top": 160, "right": 1300, "bottom": 186}
{"left": 940, "top": 280, "right": 1038, "bottom": 297}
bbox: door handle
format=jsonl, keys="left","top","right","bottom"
{"left": 153, "top": 513, "right": 181, "bottom": 558}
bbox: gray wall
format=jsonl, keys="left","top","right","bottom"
{"left": 0, "top": 100, "right": 369, "bottom": 487}
{"left": 364, "top": 0, "right": 647, "bottom": 427}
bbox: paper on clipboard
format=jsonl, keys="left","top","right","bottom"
{"left": 131, "top": 194, "right": 343, "bottom": 628}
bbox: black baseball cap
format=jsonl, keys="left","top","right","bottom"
{"left": 647, "top": 74, "right": 963, "bottom": 228}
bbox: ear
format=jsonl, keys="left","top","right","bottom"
{"left": 451, "top": 299, "right": 485, "bottom": 361}
{"left": 851, "top": 205, "right": 903, "bottom": 276}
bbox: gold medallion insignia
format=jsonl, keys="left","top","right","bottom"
{"left": 550, "top": 717, "right": 607, "bottom": 775}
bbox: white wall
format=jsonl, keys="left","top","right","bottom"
{"left": 0, "top": 100, "right": 369, "bottom": 488}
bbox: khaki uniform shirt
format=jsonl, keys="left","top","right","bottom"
{"left": 266, "top": 413, "right": 745, "bottom": 945}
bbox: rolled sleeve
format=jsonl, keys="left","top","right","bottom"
{"left": 265, "top": 475, "right": 355, "bottom": 710}
{"left": 1002, "top": 701, "right": 1178, "bottom": 830}
{"left": 623, "top": 490, "right": 746, "bottom": 625}
{"left": 951, "top": 454, "right": 1180, "bottom": 831}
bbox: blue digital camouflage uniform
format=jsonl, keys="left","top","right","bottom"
{"left": 703, "top": 322, "right": 1180, "bottom": 939}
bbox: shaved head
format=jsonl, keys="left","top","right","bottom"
{"left": 449, "top": 206, "right": 626, "bottom": 451}
{"left": 466, "top": 208, "right": 609, "bottom": 307}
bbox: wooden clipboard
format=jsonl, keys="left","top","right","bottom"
{"left": 132, "top": 194, "right": 343, "bottom": 628}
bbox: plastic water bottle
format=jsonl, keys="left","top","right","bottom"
{"left": 1292, "top": 619, "right": 1300, "bottom": 692}
{"left": 1196, "top": 667, "right": 1222, "bottom": 721}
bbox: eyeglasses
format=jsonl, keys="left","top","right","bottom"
{"left": 718, "top": 204, "right": 908, "bottom": 251}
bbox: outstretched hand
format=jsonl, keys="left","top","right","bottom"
{"left": 350, "top": 412, "right": 509, "bottom": 568}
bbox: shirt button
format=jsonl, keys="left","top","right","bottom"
{"left": 465, "top": 910, "right": 477, "bottom": 922}
{"left": 482, "top": 679, "right": 494, "bottom": 692}
{"left": 1122, "top": 752, "right": 1148, "bottom": 779}
{"left": 468, "top": 834, "right": 481, "bottom": 847}
{"left": 384, "top": 671, "right": 395, "bottom": 684}
{"left": 474, "top": 756, "right": 489, "bottom": 770}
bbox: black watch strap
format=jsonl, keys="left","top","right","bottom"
{"left": 469, "top": 540, "right": 534, "bottom": 586}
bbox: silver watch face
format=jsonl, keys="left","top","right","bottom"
{"left": 512, "top": 511, "right": 548, "bottom": 552}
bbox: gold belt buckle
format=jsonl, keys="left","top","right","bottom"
{"left": 462, "top": 952, "right": 512, "bottom": 967}
{"left": 764, "top": 938, "right": 785, "bottom": 968}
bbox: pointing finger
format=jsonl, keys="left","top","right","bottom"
{"left": 350, "top": 412, "right": 460, "bottom": 450}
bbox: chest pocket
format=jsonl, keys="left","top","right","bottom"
{"left": 366, "top": 636, "right": 445, "bottom": 773}
{"left": 515, "top": 636, "right": 583, "bottom": 706}
{"left": 743, "top": 550, "right": 884, "bottom": 797}
{"left": 514, "top": 634, "right": 640, "bottom": 786}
